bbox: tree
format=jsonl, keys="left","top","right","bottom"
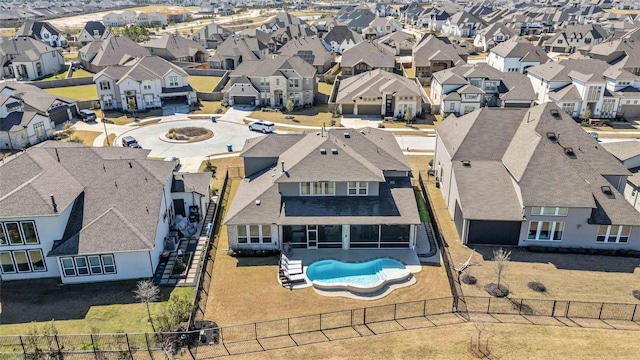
{"left": 68, "top": 136, "right": 84, "bottom": 144}
{"left": 404, "top": 108, "right": 413, "bottom": 123}
{"left": 62, "top": 121, "right": 75, "bottom": 138}
{"left": 127, "top": 98, "right": 137, "bottom": 118}
{"left": 133, "top": 280, "right": 160, "bottom": 332}
{"left": 285, "top": 98, "right": 294, "bottom": 118}
{"left": 493, "top": 248, "right": 511, "bottom": 289}
{"left": 581, "top": 107, "right": 592, "bottom": 122}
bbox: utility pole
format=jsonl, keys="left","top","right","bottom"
{"left": 103, "top": 120, "right": 110, "bottom": 146}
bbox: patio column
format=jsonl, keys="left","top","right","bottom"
{"left": 342, "top": 225, "right": 350, "bottom": 249}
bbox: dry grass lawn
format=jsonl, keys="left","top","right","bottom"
{"left": 103, "top": 133, "right": 116, "bottom": 146}
{"left": 232, "top": 322, "right": 640, "bottom": 359}
{"left": 405, "top": 67, "right": 415, "bottom": 78}
{"left": 204, "top": 180, "right": 452, "bottom": 326}
{"left": 199, "top": 155, "right": 243, "bottom": 190}
{"left": 318, "top": 82, "right": 334, "bottom": 95}
{"left": 421, "top": 172, "right": 640, "bottom": 304}
{"left": 71, "top": 69, "right": 94, "bottom": 78}
{"left": 65, "top": 130, "right": 101, "bottom": 146}
{"left": 188, "top": 76, "right": 222, "bottom": 92}
{"left": 44, "top": 84, "right": 98, "bottom": 101}
{"left": 191, "top": 100, "right": 228, "bottom": 115}
{"left": 249, "top": 104, "right": 337, "bottom": 127}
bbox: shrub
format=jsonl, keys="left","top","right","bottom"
{"left": 633, "top": 290, "right": 640, "bottom": 301}
{"left": 484, "top": 283, "right": 509, "bottom": 297}
{"left": 461, "top": 274, "right": 477, "bottom": 285}
{"left": 324, "top": 74, "right": 335, "bottom": 84}
{"left": 528, "top": 281, "right": 547, "bottom": 293}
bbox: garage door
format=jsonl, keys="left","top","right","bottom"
{"left": 467, "top": 220, "right": 520, "bottom": 246}
{"left": 341, "top": 103, "right": 354, "bottom": 114}
{"left": 357, "top": 104, "right": 382, "bottom": 115}
{"left": 619, "top": 105, "right": 640, "bottom": 121}
{"left": 49, "top": 106, "right": 71, "bottom": 125}
{"left": 233, "top": 96, "right": 255, "bottom": 105}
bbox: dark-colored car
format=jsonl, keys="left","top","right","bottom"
{"left": 122, "top": 136, "right": 141, "bottom": 148}
{"left": 79, "top": 109, "right": 97, "bottom": 122}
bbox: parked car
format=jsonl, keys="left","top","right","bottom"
{"left": 122, "top": 136, "right": 141, "bottom": 148}
{"left": 79, "top": 109, "right": 97, "bottom": 122}
{"left": 248, "top": 120, "right": 275, "bottom": 133}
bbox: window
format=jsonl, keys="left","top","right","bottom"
{"left": 237, "top": 225, "right": 248, "bottom": 243}
{"left": 237, "top": 225, "right": 272, "bottom": 244}
{"left": 6, "top": 102, "right": 20, "bottom": 112}
{"left": 28, "top": 249, "right": 45, "bottom": 271}
{"left": 0, "top": 252, "right": 15, "bottom": 273}
{"left": 21, "top": 222, "right": 38, "bottom": 244}
{"left": 5, "top": 223, "right": 21, "bottom": 245}
{"left": 34, "top": 122, "right": 46, "bottom": 141}
{"left": 597, "top": 225, "right": 632, "bottom": 243}
{"left": 142, "top": 80, "right": 152, "bottom": 90}
{"left": 557, "top": 39, "right": 563, "bottom": 44}
{"left": 250, "top": 225, "right": 260, "bottom": 243}
{"left": 348, "top": 181, "right": 368, "bottom": 196}
{"left": 585, "top": 38, "right": 591, "bottom": 44}
{"left": 562, "top": 103, "right": 574, "bottom": 115}
{"left": 0, "top": 249, "right": 46, "bottom": 274}
{"left": 103, "top": 94, "right": 113, "bottom": 107}
{"left": 168, "top": 76, "right": 179, "bottom": 87}
{"left": 0, "top": 221, "right": 40, "bottom": 245}
{"left": 531, "top": 207, "right": 568, "bottom": 216}
{"left": 484, "top": 82, "right": 497, "bottom": 91}
{"left": 300, "top": 182, "right": 335, "bottom": 196}
{"left": 527, "top": 221, "right": 564, "bottom": 241}
{"left": 144, "top": 94, "right": 154, "bottom": 107}
{"left": 587, "top": 86, "right": 602, "bottom": 101}
{"left": 100, "top": 81, "right": 111, "bottom": 90}
{"left": 288, "top": 78, "right": 299, "bottom": 87}
{"left": 60, "top": 254, "right": 116, "bottom": 277}
{"left": 449, "top": 102, "right": 456, "bottom": 111}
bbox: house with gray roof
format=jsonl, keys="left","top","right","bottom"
{"left": 431, "top": 63, "right": 536, "bottom": 116}
{"left": 487, "top": 38, "right": 550, "bottom": 74}
{"left": 16, "top": 21, "right": 67, "bottom": 48}
{"left": 340, "top": 40, "right": 395, "bottom": 77}
{"left": 361, "top": 17, "right": 402, "bottom": 40}
{"left": 277, "top": 36, "right": 334, "bottom": 74}
{"left": 79, "top": 35, "right": 151, "bottom": 73}
{"left": 473, "top": 23, "right": 516, "bottom": 52}
{"left": 334, "top": 69, "right": 426, "bottom": 117}
{"left": 222, "top": 55, "right": 316, "bottom": 107}
{"left": 224, "top": 128, "right": 420, "bottom": 251}
{"left": 209, "top": 34, "right": 269, "bottom": 70}
{"left": 337, "top": 7, "right": 376, "bottom": 33}
{"left": 191, "top": 22, "right": 231, "bottom": 49}
{"left": 0, "top": 37, "right": 65, "bottom": 81}
{"left": 0, "top": 82, "right": 79, "bottom": 125}
{"left": 322, "top": 25, "right": 363, "bottom": 54}
{"left": 94, "top": 56, "right": 196, "bottom": 112}
{"left": 412, "top": 34, "right": 468, "bottom": 79}
{"left": 434, "top": 103, "right": 640, "bottom": 247}
{"left": 0, "top": 94, "right": 53, "bottom": 150}
{"left": 602, "top": 140, "right": 640, "bottom": 212}
{"left": 142, "top": 34, "right": 208, "bottom": 63}
{"left": 77, "top": 21, "right": 111, "bottom": 46}
{"left": 544, "top": 24, "right": 609, "bottom": 53}
{"left": 375, "top": 31, "right": 415, "bottom": 56}
{"left": 441, "top": 11, "right": 485, "bottom": 38}
{"left": 259, "top": 12, "right": 303, "bottom": 33}
{"left": 0, "top": 143, "right": 212, "bottom": 283}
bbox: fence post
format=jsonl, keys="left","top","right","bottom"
{"left": 423, "top": 299, "right": 427, "bottom": 317}
{"left": 53, "top": 334, "right": 61, "bottom": 356}
{"left": 19, "top": 335, "right": 26, "bottom": 358}
{"left": 565, "top": 301, "right": 570, "bottom": 318}
{"left": 90, "top": 334, "right": 97, "bottom": 355}
{"left": 288, "top": 317, "right": 291, "bottom": 335}
{"left": 598, "top": 303, "right": 604, "bottom": 320}
{"left": 632, "top": 304, "right": 638, "bottom": 322}
{"left": 487, "top": 297, "right": 492, "bottom": 313}
{"left": 394, "top": 304, "right": 397, "bottom": 320}
{"left": 320, "top": 313, "right": 323, "bottom": 330}
{"left": 519, "top": 299, "right": 523, "bottom": 315}
{"left": 125, "top": 333, "right": 133, "bottom": 358}
{"left": 364, "top": 307, "right": 367, "bottom": 324}
{"left": 254, "top": 322, "right": 258, "bottom": 340}
{"left": 145, "top": 333, "right": 152, "bottom": 357}
{"left": 552, "top": 300, "right": 557, "bottom": 317}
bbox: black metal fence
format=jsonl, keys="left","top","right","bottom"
{"left": 5, "top": 296, "right": 640, "bottom": 358}
{"left": 187, "top": 170, "right": 231, "bottom": 329}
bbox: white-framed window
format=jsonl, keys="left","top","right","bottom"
{"left": 561, "top": 103, "right": 574, "bottom": 115}
{"left": 60, "top": 254, "right": 116, "bottom": 277}
{"left": 531, "top": 207, "right": 568, "bottom": 216}
{"left": 0, "top": 249, "right": 46, "bottom": 274}
{"left": 288, "top": 78, "right": 299, "bottom": 87}
{"left": 100, "top": 81, "right": 111, "bottom": 90}
{"left": 142, "top": 80, "right": 152, "bottom": 90}
{"left": 103, "top": 94, "right": 113, "bottom": 108}
{"left": 168, "top": 76, "right": 179, "bottom": 87}
{"left": 300, "top": 182, "right": 335, "bottom": 196}
{"left": 0, "top": 221, "right": 39, "bottom": 246}
{"left": 144, "top": 94, "right": 154, "bottom": 106}
{"left": 449, "top": 102, "right": 456, "bottom": 111}
{"left": 527, "top": 221, "right": 565, "bottom": 241}
{"left": 484, "top": 82, "right": 497, "bottom": 91}
{"left": 348, "top": 181, "right": 368, "bottom": 196}
{"left": 237, "top": 225, "right": 272, "bottom": 244}
{"left": 587, "top": 86, "right": 602, "bottom": 101}
{"left": 597, "top": 225, "right": 632, "bottom": 243}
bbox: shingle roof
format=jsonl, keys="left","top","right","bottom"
{"left": 171, "top": 172, "right": 212, "bottom": 196}
{"left": 0, "top": 82, "right": 75, "bottom": 113}
{"left": 412, "top": 34, "right": 467, "bottom": 67}
{"left": 490, "top": 38, "right": 550, "bottom": 63}
{"left": 336, "top": 69, "right": 423, "bottom": 103}
{"left": 0, "top": 110, "right": 39, "bottom": 132}
{"left": 277, "top": 36, "right": 333, "bottom": 67}
{"left": 230, "top": 54, "right": 317, "bottom": 78}
{"left": 322, "top": 25, "right": 362, "bottom": 45}
{"left": 341, "top": 40, "right": 395, "bottom": 68}
{"left": 80, "top": 36, "right": 150, "bottom": 67}
{"left": 142, "top": 34, "right": 207, "bottom": 60}
{"left": 602, "top": 140, "right": 640, "bottom": 162}
{"left": 95, "top": 56, "right": 188, "bottom": 84}
{"left": 527, "top": 59, "right": 635, "bottom": 83}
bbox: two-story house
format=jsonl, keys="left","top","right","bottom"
{"left": 0, "top": 37, "right": 65, "bottom": 81}
{"left": 191, "top": 22, "right": 231, "bottom": 49}
{"left": 375, "top": 31, "right": 415, "bottom": 56}
{"left": 487, "top": 38, "right": 551, "bottom": 74}
{"left": 222, "top": 55, "right": 317, "bottom": 107}
{"left": 434, "top": 103, "right": 640, "bottom": 247}
{"left": 361, "top": 17, "right": 402, "bottom": 40}
{"left": 334, "top": 69, "right": 426, "bottom": 117}
{"left": 473, "top": 23, "right": 516, "bottom": 52}
{"left": 142, "top": 34, "right": 208, "bottom": 63}
{"left": 209, "top": 35, "right": 269, "bottom": 70}
{"left": 431, "top": 63, "right": 536, "bottom": 116}
{"left": 441, "top": 11, "right": 485, "bottom": 38}
{"left": 0, "top": 94, "right": 53, "bottom": 150}
{"left": 340, "top": 40, "right": 395, "bottom": 77}
{"left": 93, "top": 56, "right": 196, "bottom": 112}
{"left": 16, "top": 21, "right": 67, "bottom": 48}
{"left": 277, "top": 36, "right": 335, "bottom": 75}
{"left": 545, "top": 24, "right": 609, "bottom": 53}
{"left": 602, "top": 140, "right": 640, "bottom": 212}
{"left": 224, "top": 128, "right": 420, "bottom": 251}
{"left": 322, "top": 25, "right": 363, "bottom": 54}
{"left": 259, "top": 12, "right": 303, "bottom": 33}
{"left": 0, "top": 143, "right": 212, "bottom": 283}
{"left": 412, "top": 34, "right": 468, "bottom": 79}
{"left": 78, "top": 35, "right": 151, "bottom": 73}
{"left": 0, "top": 82, "right": 79, "bottom": 126}
{"left": 76, "top": 21, "right": 111, "bottom": 46}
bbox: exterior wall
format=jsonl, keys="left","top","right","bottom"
{"left": 433, "top": 135, "right": 458, "bottom": 220}
{"left": 623, "top": 155, "right": 640, "bottom": 170}
{"left": 623, "top": 182, "right": 640, "bottom": 212}
{"left": 278, "top": 181, "right": 380, "bottom": 197}
{"left": 150, "top": 177, "right": 173, "bottom": 272}
{"left": 228, "top": 224, "right": 280, "bottom": 250}
{"left": 58, "top": 250, "right": 154, "bottom": 284}
{"left": 244, "top": 157, "right": 277, "bottom": 177}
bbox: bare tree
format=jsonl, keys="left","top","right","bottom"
{"left": 285, "top": 98, "right": 294, "bottom": 118}
{"left": 134, "top": 280, "right": 160, "bottom": 332}
{"left": 493, "top": 248, "right": 511, "bottom": 289}
{"left": 62, "top": 121, "right": 75, "bottom": 138}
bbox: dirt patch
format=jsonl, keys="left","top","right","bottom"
{"left": 484, "top": 283, "right": 509, "bottom": 297}
{"left": 166, "top": 127, "right": 213, "bottom": 142}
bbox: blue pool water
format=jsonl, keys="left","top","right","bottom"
{"left": 306, "top": 258, "right": 407, "bottom": 287}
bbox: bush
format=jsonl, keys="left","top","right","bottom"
{"left": 527, "top": 281, "right": 547, "bottom": 293}
{"left": 484, "top": 283, "right": 509, "bottom": 297}
{"left": 461, "top": 274, "right": 477, "bottom": 285}
{"left": 633, "top": 290, "right": 640, "bottom": 301}
{"left": 155, "top": 295, "right": 192, "bottom": 332}
{"left": 324, "top": 74, "right": 335, "bottom": 84}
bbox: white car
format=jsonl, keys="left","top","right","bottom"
{"left": 248, "top": 120, "right": 275, "bottom": 133}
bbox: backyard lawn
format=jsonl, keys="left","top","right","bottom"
{"left": 317, "top": 82, "right": 334, "bottom": 95}
{"left": 198, "top": 155, "right": 243, "bottom": 191}
{"left": 203, "top": 180, "right": 452, "bottom": 326}
{"left": 188, "top": 76, "right": 222, "bottom": 92}
{"left": 405, "top": 67, "right": 415, "bottom": 78}
{"left": 71, "top": 69, "right": 94, "bottom": 78}
{"left": 0, "top": 280, "right": 193, "bottom": 335}
{"left": 249, "top": 104, "right": 337, "bottom": 127}
{"left": 44, "top": 84, "right": 98, "bottom": 101}
{"left": 63, "top": 130, "right": 101, "bottom": 146}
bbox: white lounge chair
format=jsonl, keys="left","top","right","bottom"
{"left": 284, "top": 270, "right": 305, "bottom": 283}
{"left": 281, "top": 254, "right": 302, "bottom": 266}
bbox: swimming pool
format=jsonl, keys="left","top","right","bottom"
{"left": 306, "top": 258, "right": 412, "bottom": 294}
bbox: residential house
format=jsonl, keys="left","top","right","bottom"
{"left": 412, "top": 35, "right": 468, "bottom": 79}
{"left": 79, "top": 35, "right": 151, "bottom": 73}
{"left": 602, "top": 141, "right": 640, "bottom": 211}
{"left": 487, "top": 38, "right": 550, "bottom": 74}
{"left": 259, "top": 12, "right": 303, "bottom": 33}
{"left": 309, "top": 17, "right": 339, "bottom": 36}
{"left": 0, "top": 82, "right": 79, "bottom": 126}
{"left": 15, "top": 21, "right": 67, "bottom": 48}
{"left": 526, "top": 59, "right": 638, "bottom": 119}
{"left": 77, "top": 21, "right": 111, "bottom": 45}
{"left": 217, "top": 4, "right": 235, "bottom": 16}
{"left": 209, "top": 35, "right": 269, "bottom": 70}
{"left": 191, "top": 22, "right": 231, "bottom": 49}
{"left": 570, "top": 5, "right": 605, "bottom": 24}
{"left": 0, "top": 37, "right": 65, "bottom": 81}
{"left": 222, "top": 55, "right": 316, "bottom": 107}
{"left": 422, "top": 9, "right": 451, "bottom": 32}
{"left": 370, "top": 3, "right": 398, "bottom": 17}
{"left": 375, "top": 31, "right": 415, "bottom": 56}
{"left": 434, "top": 103, "right": 640, "bottom": 247}
{"left": 102, "top": 11, "right": 135, "bottom": 27}
{"left": 585, "top": 27, "right": 640, "bottom": 73}
{"left": 431, "top": 63, "right": 536, "bottom": 116}
{"left": 277, "top": 36, "right": 334, "bottom": 74}
{"left": 400, "top": 2, "right": 427, "bottom": 26}
{"left": 441, "top": 11, "right": 485, "bottom": 38}
{"left": 0, "top": 143, "right": 212, "bottom": 283}
{"left": 142, "top": 34, "right": 208, "bottom": 63}
{"left": 361, "top": 17, "right": 402, "bottom": 40}
{"left": 93, "top": 56, "right": 196, "bottom": 112}
{"left": 544, "top": 24, "right": 609, "bottom": 53}
{"left": 0, "top": 94, "right": 53, "bottom": 150}
{"left": 136, "top": 12, "right": 168, "bottom": 27}
{"left": 166, "top": 11, "right": 190, "bottom": 24}
{"left": 268, "top": 25, "right": 317, "bottom": 52}
{"left": 473, "top": 23, "right": 516, "bottom": 52}
{"left": 340, "top": 40, "right": 395, "bottom": 77}
{"left": 224, "top": 128, "right": 420, "bottom": 251}
{"left": 322, "top": 25, "right": 363, "bottom": 54}
{"left": 337, "top": 7, "right": 376, "bottom": 33}
{"left": 334, "top": 69, "right": 425, "bottom": 117}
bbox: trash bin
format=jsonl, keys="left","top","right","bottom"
{"left": 211, "top": 116, "right": 216, "bottom": 123}
{"left": 227, "top": 144, "right": 233, "bottom": 152}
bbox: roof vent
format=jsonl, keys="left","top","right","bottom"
{"left": 550, "top": 109, "right": 561, "bottom": 118}
{"left": 255, "top": 199, "right": 261, "bottom": 206}
{"left": 461, "top": 160, "right": 471, "bottom": 167}
{"left": 320, "top": 148, "right": 327, "bottom": 154}
{"left": 344, "top": 132, "right": 350, "bottom": 138}
{"left": 564, "top": 147, "right": 575, "bottom": 156}
{"left": 601, "top": 185, "right": 613, "bottom": 197}
{"left": 547, "top": 132, "right": 557, "bottom": 141}
{"left": 331, "top": 149, "right": 338, "bottom": 154}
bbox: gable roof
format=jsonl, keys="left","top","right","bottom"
{"left": 336, "top": 68, "right": 423, "bottom": 103}
{"left": 322, "top": 25, "right": 363, "bottom": 44}
{"left": 412, "top": 34, "right": 467, "bottom": 67}
{"left": 141, "top": 34, "right": 207, "bottom": 60}
{"left": 80, "top": 21, "right": 107, "bottom": 38}
{"left": 277, "top": 36, "right": 333, "bottom": 67}
{"left": 16, "top": 20, "right": 61, "bottom": 39}
{"left": 95, "top": 56, "right": 188, "bottom": 83}
{"left": 341, "top": 40, "right": 395, "bottom": 68}
{"left": 490, "top": 38, "right": 550, "bottom": 63}
{"left": 229, "top": 54, "right": 317, "bottom": 78}
{"left": 602, "top": 140, "right": 640, "bottom": 162}
{"left": 80, "top": 35, "right": 150, "bottom": 67}
{"left": 527, "top": 58, "right": 636, "bottom": 83}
